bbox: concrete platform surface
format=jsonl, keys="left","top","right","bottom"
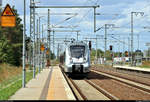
{"left": 9, "top": 66, "right": 75, "bottom": 100}
{"left": 9, "top": 68, "right": 51, "bottom": 100}
{"left": 46, "top": 66, "right": 75, "bottom": 100}
{"left": 113, "top": 65, "right": 150, "bottom": 72}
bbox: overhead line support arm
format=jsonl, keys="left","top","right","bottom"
{"left": 30, "top": 5, "right": 100, "bottom": 8}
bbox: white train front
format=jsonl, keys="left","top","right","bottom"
{"left": 63, "top": 41, "right": 91, "bottom": 74}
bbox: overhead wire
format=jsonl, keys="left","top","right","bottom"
{"left": 65, "top": 0, "right": 90, "bottom": 39}
{"left": 102, "top": 1, "right": 150, "bottom": 48}
{"left": 69, "top": 0, "right": 98, "bottom": 39}
{"left": 73, "top": 0, "right": 100, "bottom": 39}
{"left": 97, "top": 0, "right": 150, "bottom": 34}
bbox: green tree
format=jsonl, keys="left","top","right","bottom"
{"left": 0, "top": 35, "right": 15, "bottom": 64}
{"left": 0, "top": 6, "right": 23, "bottom": 44}
{"left": 0, "top": 6, "right": 23, "bottom": 66}
{"left": 90, "top": 48, "right": 104, "bottom": 61}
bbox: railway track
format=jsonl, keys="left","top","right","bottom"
{"left": 91, "top": 68, "right": 150, "bottom": 92}
{"left": 115, "top": 67, "right": 150, "bottom": 79}
{"left": 84, "top": 79, "right": 119, "bottom": 100}
{"left": 89, "top": 69, "right": 150, "bottom": 100}
{"left": 59, "top": 65, "right": 150, "bottom": 100}
{"left": 59, "top": 65, "right": 117, "bottom": 100}
{"left": 94, "top": 66, "right": 150, "bottom": 79}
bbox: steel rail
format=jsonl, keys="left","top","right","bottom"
{"left": 93, "top": 67, "right": 150, "bottom": 86}
{"left": 59, "top": 65, "right": 115, "bottom": 100}
{"left": 59, "top": 65, "right": 86, "bottom": 100}
{"left": 92, "top": 69, "right": 150, "bottom": 93}
{"left": 85, "top": 80, "right": 119, "bottom": 100}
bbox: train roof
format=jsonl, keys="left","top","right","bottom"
{"left": 68, "top": 41, "right": 87, "bottom": 47}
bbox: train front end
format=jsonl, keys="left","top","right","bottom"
{"left": 65, "top": 42, "right": 90, "bottom": 74}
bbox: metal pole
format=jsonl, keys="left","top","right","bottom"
{"left": 53, "top": 31, "right": 55, "bottom": 61}
{"left": 30, "top": 0, "right": 32, "bottom": 71}
{"left": 94, "top": 7, "right": 96, "bottom": 63}
{"left": 77, "top": 31, "right": 79, "bottom": 41}
{"left": 131, "top": 12, "right": 134, "bottom": 66}
{"left": 128, "top": 37, "right": 130, "bottom": 65}
{"left": 94, "top": 7, "right": 98, "bottom": 64}
{"left": 42, "top": 24, "right": 44, "bottom": 69}
{"left": 112, "top": 46, "right": 114, "bottom": 66}
{"left": 48, "top": 9, "right": 51, "bottom": 66}
{"left": 104, "top": 24, "right": 107, "bottom": 65}
{"left": 123, "top": 37, "right": 125, "bottom": 65}
{"left": 22, "top": 0, "right": 26, "bottom": 88}
{"left": 57, "top": 43, "right": 59, "bottom": 59}
{"left": 38, "top": 17, "right": 41, "bottom": 73}
{"left": 128, "top": 37, "right": 130, "bottom": 53}
{"left": 118, "top": 35, "right": 120, "bottom": 58}
{"left": 96, "top": 35, "right": 98, "bottom": 63}
{"left": 36, "top": 19, "right": 39, "bottom": 72}
{"left": 33, "top": 0, "right": 36, "bottom": 78}
{"left": 94, "top": 7, "right": 96, "bottom": 33}
{"left": 29, "top": 0, "right": 32, "bottom": 71}
{"left": 46, "top": 13, "right": 49, "bottom": 67}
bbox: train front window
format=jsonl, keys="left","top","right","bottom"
{"left": 70, "top": 46, "right": 85, "bottom": 58}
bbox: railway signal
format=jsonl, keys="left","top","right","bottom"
{"left": 110, "top": 45, "right": 113, "bottom": 51}
{"left": 89, "top": 41, "right": 92, "bottom": 50}
{"left": 119, "top": 52, "right": 122, "bottom": 57}
{"left": 125, "top": 51, "right": 128, "bottom": 57}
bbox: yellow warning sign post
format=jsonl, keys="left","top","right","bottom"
{"left": 1, "top": 4, "right": 16, "bottom": 27}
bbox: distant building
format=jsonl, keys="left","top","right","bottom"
{"left": 143, "top": 48, "right": 150, "bottom": 58}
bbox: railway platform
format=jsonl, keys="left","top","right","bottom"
{"left": 113, "top": 65, "right": 150, "bottom": 72}
{"left": 9, "top": 66, "right": 75, "bottom": 100}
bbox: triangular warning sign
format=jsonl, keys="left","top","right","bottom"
{"left": 1, "top": 4, "right": 15, "bottom": 16}
{"left": 1, "top": 4, "right": 16, "bottom": 27}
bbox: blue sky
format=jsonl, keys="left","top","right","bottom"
{"left": 2, "top": 0, "right": 150, "bottom": 52}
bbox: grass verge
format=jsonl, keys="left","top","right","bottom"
{"left": 0, "top": 70, "right": 38, "bottom": 100}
